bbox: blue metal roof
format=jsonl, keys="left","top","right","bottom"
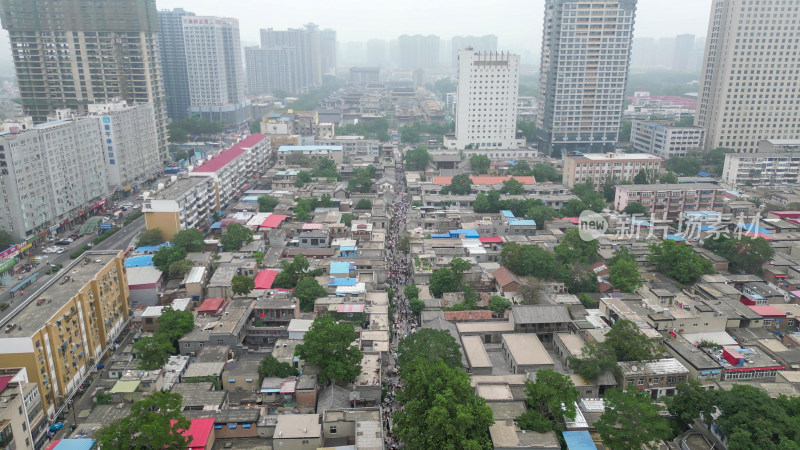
{"left": 737, "top": 223, "right": 773, "bottom": 234}
{"left": 449, "top": 229, "right": 480, "bottom": 238}
{"left": 135, "top": 242, "right": 171, "bottom": 254}
{"left": 563, "top": 431, "right": 597, "bottom": 450}
{"left": 125, "top": 255, "right": 154, "bottom": 268}
{"left": 500, "top": 210, "right": 515, "bottom": 218}
{"left": 210, "top": 221, "right": 223, "bottom": 229}
{"left": 508, "top": 219, "right": 537, "bottom": 227}
{"left": 330, "top": 262, "right": 353, "bottom": 274}
{"left": 665, "top": 234, "right": 686, "bottom": 242}
{"left": 430, "top": 233, "right": 451, "bottom": 239}
{"left": 328, "top": 277, "right": 357, "bottom": 286}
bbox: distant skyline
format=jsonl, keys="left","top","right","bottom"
{"left": 154, "top": 0, "right": 712, "bottom": 52}
{"left": 0, "top": 0, "right": 714, "bottom": 74}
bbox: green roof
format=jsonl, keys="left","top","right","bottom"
{"left": 110, "top": 380, "right": 141, "bottom": 393}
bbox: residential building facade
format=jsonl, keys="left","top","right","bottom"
{"left": 0, "top": 251, "right": 130, "bottom": 418}
{"left": 397, "top": 34, "right": 440, "bottom": 69}
{"left": 614, "top": 183, "right": 726, "bottom": 220}
{"left": 537, "top": 0, "right": 638, "bottom": 155}
{"left": 562, "top": 152, "right": 663, "bottom": 189}
{"left": 260, "top": 26, "right": 323, "bottom": 94}
{"left": 631, "top": 120, "right": 706, "bottom": 159}
{"left": 0, "top": 0, "right": 169, "bottom": 160}
{"left": 0, "top": 368, "right": 47, "bottom": 450}
{"left": 696, "top": 0, "right": 800, "bottom": 153}
{"left": 447, "top": 50, "right": 522, "bottom": 150}
{"left": 183, "top": 16, "right": 250, "bottom": 126}
{"left": 349, "top": 67, "right": 380, "bottom": 86}
{"left": 157, "top": 8, "right": 195, "bottom": 119}
{"left": 0, "top": 117, "right": 109, "bottom": 241}
{"left": 143, "top": 177, "right": 216, "bottom": 240}
{"left": 722, "top": 152, "right": 800, "bottom": 187}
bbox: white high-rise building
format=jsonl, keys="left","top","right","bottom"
{"left": 537, "top": 0, "right": 637, "bottom": 156}
{"left": 0, "top": 118, "right": 109, "bottom": 240}
{"left": 182, "top": 16, "right": 250, "bottom": 127}
{"left": 446, "top": 50, "right": 522, "bottom": 150}
{"left": 696, "top": 0, "right": 800, "bottom": 153}
{"left": 88, "top": 101, "right": 161, "bottom": 191}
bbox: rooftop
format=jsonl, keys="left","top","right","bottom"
{"left": 277, "top": 145, "right": 343, "bottom": 153}
{"left": 566, "top": 152, "right": 662, "bottom": 161}
{"left": 616, "top": 183, "right": 722, "bottom": 192}
{"left": 433, "top": 175, "right": 536, "bottom": 185}
{"left": 502, "top": 333, "right": 553, "bottom": 366}
{"left": 274, "top": 414, "right": 321, "bottom": 439}
{"left": 511, "top": 305, "right": 571, "bottom": 325}
{"left": 1, "top": 252, "right": 119, "bottom": 338}
{"left": 193, "top": 134, "right": 266, "bottom": 174}
{"left": 147, "top": 177, "right": 210, "bottom": 201}
{"left": 617, "top": 358, "right": 689, "bottom": 376}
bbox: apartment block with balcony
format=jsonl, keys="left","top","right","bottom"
{"left": 276, "top": 145, "right": 343, "bottom": 167}
{"left": 190, "top": 134, "right": 270, "bottom": 211}
{"left": 721, "top": 152, "right": 800, "bottom": 187}
{"left": 562, "top": 152, "right": 663, "bottom": 189}
{"left": 0, "top": 368, "right": 47, "bottom": 450}
{"left": 0, "top": 251, "right": 130, "bottom": 418}
{"left": 143, "top": 177, "right": 216, "bottom": 241}
{"left": 631, "top": 120, "right": 706, "bottom": 159}
{"left": 614, "top": 183, "right": 726, "bottom": 221}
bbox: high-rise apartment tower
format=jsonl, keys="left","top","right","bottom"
{"left": 158, "top": 8, "right": 195, "bottom": 119}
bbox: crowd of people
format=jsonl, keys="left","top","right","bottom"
{"left": 381, "top": 162, "right": 418, "bottom": 449}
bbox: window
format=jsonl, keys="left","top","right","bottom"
{"left": 329, "top": 426, "right": 337, "bottom": 434}
{"left": 228, "top": 424, "right": 237, "bottom": 429}
{"left": 242, "top": 423, "right": 251, "bottom": 429}
{"left": 228, "top": 379, "right": 235, "bottom": 383}
{"left": 214, "top": 425, "right": 222, "bottom": 430}
{"left": 638, "top": 379, "right": 644, "bottom": 385}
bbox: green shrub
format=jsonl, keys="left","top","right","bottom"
{"left": 70, "top": 246, "right": 91, "bottom": 259}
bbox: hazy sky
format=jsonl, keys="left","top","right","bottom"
{"left": 156, "top": 0, "right": 714, "bottom": 51}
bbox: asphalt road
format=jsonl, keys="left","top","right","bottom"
{"left": 0, "top": 214, "right": 145, "bottom": 319}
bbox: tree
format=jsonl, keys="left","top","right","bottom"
{"left": 252, "top": 251, "right": 264, "bottom": 267}
{"left": 714, "top": 384, "right": 800, "bottom": 448}
{"left": 294, "top": 277, "right": 327, "bottom": 312}
{"left": 508, "top": 160, "right": 533, "bottom": 176}
{"left": 138, "top": 228, "right": 164, "bottom": 246}
{"left": 501, "top": 178, "right": 525, "bottom": 195}
{"left": 516, "top": 370, "right": 579, "bottom": 433}
{"left": 634, "top": 169, "right": 649, "bottom": 184}
{"left": 560, "top": 265, "right": 600, "bottom": 294}
{"left": 258, "top": 355, "right": 298, "bottom": 379}
{"left": 273, "top": 255, "right": 314, "bottom": 288}
{"left": 441, "top": 174, "right": 472, "bottom": 195}
{"left": 666, "top": 380, "right": 718, "bottom": 428}
{"left": 448, "top": 257, "right": 472, "bottom": 284}
{"left": 659, "top": 171, "right": 678, "bottom": 183}
{"left": 517, "top": 121, "right": 536, "bottom": 142}
{"left": 404, "top": 284, "right": 420, "bottom": 300}
{"left": 157, "top": 308, "right": 195, "bottom": 346}
{"left": 526, "top": 204, "right": 558, "bottom": 230}
{"left": 0, "top": 230, "right": 13, "bottom": 249}
{"left": 257, "top": 195, "right": 280, "bottom": 212}
{"left": 596, "top": 389, "right": 672, "bottom": 450}
{"left": 398, "top": 329, "right": 462, "bottom": 369}
{"left": 171, "top": 228, "right": 205, "bottom": 252}
{"left": 296, "top": 171, "right": 312, "bottom": 184}
{"left": 569, "top": 340, "right": 617, "bottom": 381}
{"left": 554, "top": 228, "right": 599, "bottom": 266}
{"left": 666, "top": 155, "right": 702, "bottom": 176}
{"left": 619, "top": 120, "right": 632, "bottom": 142}
{"left": 469, "top": 154, "right": 491, "bottom": 174}
{"left": 488, "top": 296, "right": 512, "bottom": 314}
{"left": 348, "top": 166, "right": 376, "bottom": 193}
{"left": 704, "top": 236, "right": 773, "bottom": 275}
{"left": 312, "top": 158, "right": 339, "bottom": 179}
{"left": 153, "top": 246, "right": 187, "bottom": 273}
{"left": 572, "top": 182, "right": 606, "bottom": 212}
{"left": 167, "top": 125, "right": 188, "bottom": 143}
{"left": 394, "top": 358, "right": 493, "bottom": 449}
{"left": 231, "top": 275, "right": 255, "bottom": 296}
{"left": 532, "top": 163, "right": 561, "bottom": 182}
{"left": 400, "top": 125, "right": 421, "bottom": 143}
{"left": 397, "top": 231, "right": 411, "bottom": 254}
{"left": 500, "top": 242, "right": 559, "bottom": 279}
{"left": 405, "top": 146, "right": 431, "bottom": 170}
{"left": 704, "top": 147, "right": 735, "bottom": 175}
{"left": 220, "top": 223, "right": 254, "bottom": 251}
{"left": 355, "top": 199, "right": 372, "bottom": 209}
{"left": 562, "top": 199, "right": 590, "bottom": 217}
{"left": 295, "top": 315, "right": 363, "bottom": 384}
{"left": 675, "top": 115, "right": 694, "bottom": 127}
{"left": 429, "top": 268, "right": 459, "bottom": 298}
{"left": 409, "top": 298, "right": 425, "bottom": 318}
{"left": 167, "top": 260, "right": 194, "bottom": 279}
{"left": 96, "top": 392, "right": 191, "bottom": 450}
{"left": 95, "top": 391, "right": 113, "bottom": 405}
{"left": 608, "top": 254, "right": 642, "bottom": 293}
{"left": 133, "top": 335, "right": 174, "bottom": 370}
{"left": 604, "top": 319, "right": 663, "bottom": 362}
{"left": 648, "top": 239, "right": 714, "bottom": 283}
{"left": 339, "top": 213, "right": 357, "bottom": 227}
{"left": 623, "top": 202, "right": 647, "bottom": 216}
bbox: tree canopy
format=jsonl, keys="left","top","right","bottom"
{"left": 257, "top": 195, "right": 280, "bottom": 212}
{"left": 153, "top": 246, "right": 187, "bottom": 273}
{"left": 596, "top": 389, "right": 672, "bottom": 450}
{"left": 429, "top": 268, "right": 459, "bottom": 298}
{"left": 405, "top": 146, "right": 432, "bottom": 170}
{"left": 516, "top": 370, "right": 579, "bottom": 433}
{"left": 488, "top": 296, "right": 512, "bottom": 314}
{"left": 0, "top": 230, "right": 13, "bottom": 249}
{"left": 294, "top": 277, "right": 327, "bottom": 312}
{"left": 500, "top": 242, "right": 559, "bottom": 279}
{"left": 569, "top": 319, "right": 661, "bottom": 380}
{"left": 501, "top": 178, "right": 525, "bottom": 195}
{"left": 623, "top": 202, "right": 647, "bottom": 216}
{"left": 348, "top": 165, "right": 377, "bottom": 193}
{"left": 138, "top": 228, "right": 164, "bottom": 246}
{"left": 608, "top": 248, "right": 642, "bottom": 293}
{"left": 96, "top": 392, "right": 191, "bottom": 449}
{"left": 665, "top": 154, "right": 702, "bottom": 176}
{"left": 258, "top": 354, "right": 298, "bottom": 379}
{"left": 572, "top": 182, "right": 606, "bottom": 212}
{"left": 703, "top": 235, "right": 773, "bottom": 275}
{"left": 295, "top": 315, "right": 363, "bottom": 384}
{"left": 171, "top": 228, "right": 205, "bottom": 252}
{"left": 398, "top": 328, "right": 462, "bottom": 370}
{"left": 220, "top": 223, "right": 254, "bottom": 251}
{"left": 648, "top": 239, "right": 714, "bottom": 283}
{"left": 231, "top": 275, "right": 255, "bottom": 296}
{"left": 355, "top": 199, "right": 373, "bottom": 209}
{"left": 469, "top": 154, "right": 490, "bottom": 174}
{"left": 532, "top": 163, "right": 561, "bottom": 182}
{"left": 441, "top": 174, "right": 473, "bottom": 195}
{"left": 394, "top": 358, "right": 493, "bottom": 449}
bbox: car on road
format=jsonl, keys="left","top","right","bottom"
{"left": 132, "top": 204, "right": 142, "bottom": 210}
{"left": 55, "top": 239, "right": 73, "bottom": 245}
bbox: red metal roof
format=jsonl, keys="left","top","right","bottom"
{"left": 197, "top": 297, "right": 227, "bottom": 314}
{"left": 747, "top": 304, "right": 788, "bottom": 318}
{"left": 479, "top": 237, "right": 503, "bottom": 243}
{"left": 0, "top": 376, "right": 13, "bottom": 394}
{"left": 192, "top": 134, "right": 266, "bottom": 174}
{"left": 172, "top": 418, "right": 215, "bottom": 450}
{"left": 337, "top": 303, "right": 365, "bottom": 313}
{"left": 254, "top": 270, "right": 279, "bottom": 289}
{"left": 261, "top": 214, "right": 287, "bottom": 229}
{"left": 444, "top": 310, "right": 494, "bottom": 321}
